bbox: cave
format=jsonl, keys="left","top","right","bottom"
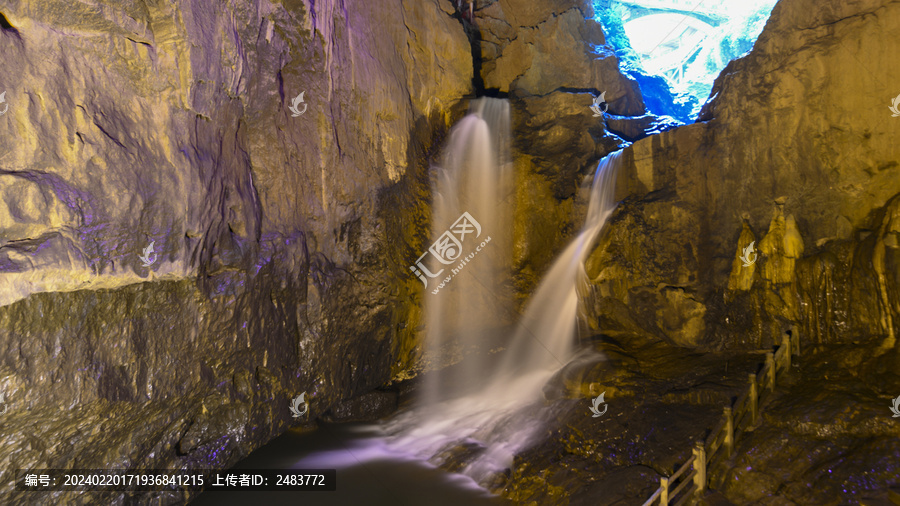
{"left": 0, "top": 0, "right": 898, "bottom": 505}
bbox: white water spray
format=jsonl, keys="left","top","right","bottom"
{"left": 419, "top": 98, "right": 513, "bottom": 405}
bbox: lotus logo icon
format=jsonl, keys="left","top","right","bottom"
{"left": 0, "top": 91, "right": 8, "bottom": 115}
{"left": 139, "top": 241, "right": 158, "bottom": 267}
{"left": 889, "top": 94, "right": 900, "bottom": 117}
{"left": 890, "top": 395, "right": 900, "bottom": 418}
{"left": 740, "top": 241, "right": 757, "bottom": 267}
{"left": 289, "top": 392, "right": 309, "bottom": 418}
{"left": 590, "top": 91, "right": 608, "bottom": 117}
{"left": 289, "top": 92, "right": 308, "bottom": 117}
{"left": 589, "top": 392, "right": 608, "bottom": 418}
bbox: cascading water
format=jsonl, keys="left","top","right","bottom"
{"left": 418, "top": 98, "right": 513, "bottom": 405}
{"left": 387, "top": 99, "right": 625, "bottom": 487}
{"left": 490, "top": 149, "right": 623, "bottom": 383}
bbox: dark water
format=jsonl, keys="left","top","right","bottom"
{"left": 191, "top": 422, "right": 510, "bottom": 506}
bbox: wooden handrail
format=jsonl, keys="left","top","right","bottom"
{"left": 693, "top": 442, "right": 707, "bottom": 493}
{"left": 642, "top": 486, "right": 662, "bottom": 506}
{"left": 706, "top": 417, "right": 725, "bottom": 446}
{"left": 734, "top": 388, "right": 749, "bottom": 417}
{"left": 671, "top": 454, "right": 695, "bottom": 482}
{"left": 642, "top": 330, "right": 800, "bottom": 505}
{"left": 733, "top": 407, "right": 747, "bottom": 432}
{"left": 668, "top": 470, "right": 695, "bottom": 499}
{"left": 783, "top": 333, "right": 792, "bottom": 369}
{"left": 706, "top": 417, "right": 725, "bottom": 459}
{"left": 706, "top": 432, "right": 722, "bottom": 458}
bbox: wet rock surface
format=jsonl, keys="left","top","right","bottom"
{"left": 603, "top": 113, "right": 681, "bottom": 143}
{"left": 486, "top": 336, "right": 763, "bottom": 505}
{"left": 0, "top": 0, "right": 648, "bottom": 502}
{"left": 321, "top": 389, "right": 399, "bottom": 423}
{"left": 469, "top": 1, "right": 658, "bottom": 306}
{"left": 714, "top": 343, "right": 900, "bottom": 505}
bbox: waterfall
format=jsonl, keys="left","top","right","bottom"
{"left": 490, "top": 149, "right": 623, "bottom": 383}
{"left": 391, "top": 98, "right": 624, "bottom": 486}
{"left": 418, "top": 98, "right": 513, "bottom": 405}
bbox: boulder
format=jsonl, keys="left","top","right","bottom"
{"left": 477, "top": 0, "right": 643, "bottom": 114}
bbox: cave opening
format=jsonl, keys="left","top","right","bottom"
{"left": 593, "top": 0, "right": 779, "bottom": 122}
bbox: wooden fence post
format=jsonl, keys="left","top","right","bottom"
{"left": 693, "top": 441, "right": 707, "bottom": 496}
{"left": 749, "top": 373, "right": 758, "bottom": 425}
{"left": 660, "top": 476, "right": 669, "bottom": 506}
{"left": 766, "top": 351, "right": 776, "bottom": 391}
{"left": 724, "top": 406, "right": 734, "bottom": 458}
{"left": 782, "top": 333, "right": 791, "bottom": 370}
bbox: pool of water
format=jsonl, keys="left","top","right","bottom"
{"left": 190, "top": 422, "right": 510, "bottom": 506}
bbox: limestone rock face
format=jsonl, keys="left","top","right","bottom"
{"left": 470, "top": 1, "right": 645, "bottom": 296}
{"left": 478, "top": 0, "right": 643, "bottom": 116}
{"left": 587, "top": 0, "right": 900, "bottom": 349}
{"left": 0, "top": 0, "right": 471, "bottom": 502}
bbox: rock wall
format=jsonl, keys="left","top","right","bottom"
{"left": 587, "top": 0, "right": 900, "bottom": 352}
{"left": 0, "top": 0, "right": 471, "bottom": 503}
{"left": 471, "top": 0, "right": 647, "bottom": 295}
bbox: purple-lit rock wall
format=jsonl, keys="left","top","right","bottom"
{"left": 0, "top": 0, "right": 471, "bottom": 503}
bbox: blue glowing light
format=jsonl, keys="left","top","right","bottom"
{"left": 593, "top": 0, "right": 779, "bottom": 122}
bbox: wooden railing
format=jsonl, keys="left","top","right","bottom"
{"left": 642, "top": 328, "right": 799, "bottom": 505}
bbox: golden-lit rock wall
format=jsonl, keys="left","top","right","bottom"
{"left": 588, "top": 0, "right": 900, "bottom": 350}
